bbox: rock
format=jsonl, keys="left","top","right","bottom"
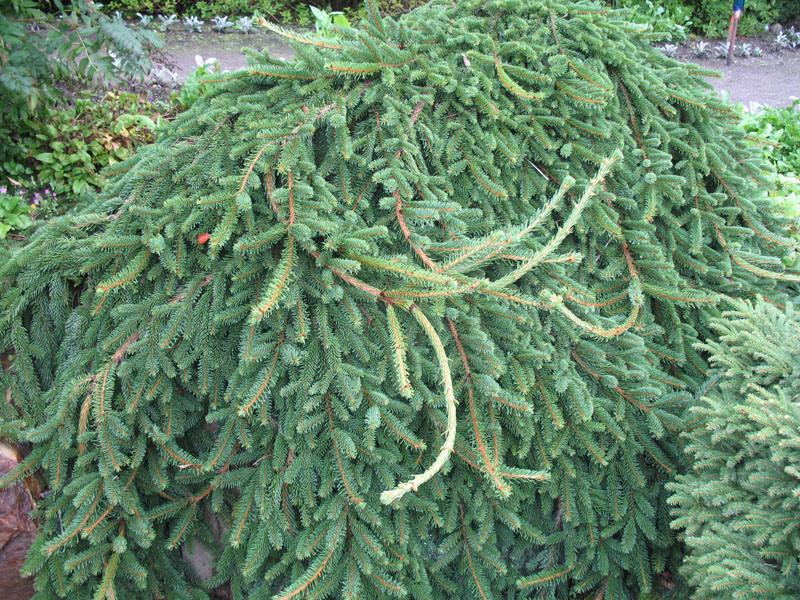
{"left": 0, "top": 443, "right": 37, "bottom": 600}
{"left": 180, "top": 508, "right": 232, "bottom": 599}
{"left": 770, "top": 23, "right": 784, "bottom": 34}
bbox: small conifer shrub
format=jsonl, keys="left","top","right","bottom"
{"left": 669, "top": 299, "right": 800, "bottom": 600}
{"left": 1, "top": 1, "right": 798, "bottom": 598}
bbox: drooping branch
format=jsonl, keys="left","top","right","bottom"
{"left": 380, "top": 305, "right": 457, "bottom": 504}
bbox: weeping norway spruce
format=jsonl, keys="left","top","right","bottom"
{"left": 1, "top": 1, "right": 798, "bottom": 598}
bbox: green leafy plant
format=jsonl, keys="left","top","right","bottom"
{"left": 342, "top": 0, "right": 431, "bottom": 24}
{"left": 1, "top": 1, "right": 799, "bottom": 599}
{"left": 107, "top": 0, "right": 183, "bottom": 15}
{"left": 157, "top": 12, "right": 178, "bottom": 30}
{"left": 686, "top": 0, "right": 787, "bottom": 38}
{"left": 741, "top": 101, "right": 800, "bottom": 225}
{"left": 136, "top": 12, "right": 154, "bottom": 27}
{"left": 0, "top": 186, "right": 33, "bottom": 239}
{"left": 0, "top": 0, "right": 162, "bottom": 119}
{"left": 236, "top": 15, "right": 254, "bottom": 32}
{"left": 309, "top": 5, "right": 350, "bottom": 36}
{"left": 668, "top": 299, "right": 800, "bottom": 599}
{"left": 189, "top": 0, "right": 312, "bottom": 23}
{"left": 774, "top": 0, "right": 800, "bottom": 23}
{"left": 171, "top": 55, "right": 221, "bottom": 110}
{"left": 211, "top": 14, "right": 233, "bottom": 31}
{"left": 191, "top": 0, "right": 254, "bottom": 18}
{"left": 612, "top": 0, "right": 694, "bottom": 41}
{"left": 0, "top": 92, "right": 162, "bottom": 207}
{"left": 109, "top": 0, "right": 416, "bottom": 23}
{"left": 608, "top": 0, "right": 800, "bottom": 38}
{"left": 743, "top": 101, "right": 800, "bottom": 177}
{"left": 184, "top": 14, "right": 205, "bottom": 31}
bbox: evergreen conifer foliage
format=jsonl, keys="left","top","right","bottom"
{"left": 668, "top": 300, "right": 800, "bottom": 600}
{"left": 0, "top": 1, "right": 798, "bottom": 598}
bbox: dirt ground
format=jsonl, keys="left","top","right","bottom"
{"left": 703, "top": 52, "right": 800, "bottom": 106}
{"left": 697, "top": 52, "right": 800, "bottom": 108}
{"left": 157, "top": 29, "right": 296, "bottom": 77}
{"left": 674, "top": 38, "right": 800, "bottom": 108}
{"left": 150, "top": 28, "right": 800, "bottom": 108}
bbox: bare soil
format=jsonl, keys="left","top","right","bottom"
{"left": 673, "top": 36, "right": 800, "bottom": 108}
{"left": 160, "top": 28, "right": 296, "bottom": 77}
{"left": 698, "top": 53, "right": 800, "bottom": 108}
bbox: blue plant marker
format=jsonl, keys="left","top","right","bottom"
{"left": 732, "top": 0, "right": 745, "bottom": 12}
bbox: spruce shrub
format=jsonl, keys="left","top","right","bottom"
{"left": 1, "top": 1, "right": 798, "bottom": 598}
{"left": 668, "top": 300, "right": 800, "bottom": 599}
